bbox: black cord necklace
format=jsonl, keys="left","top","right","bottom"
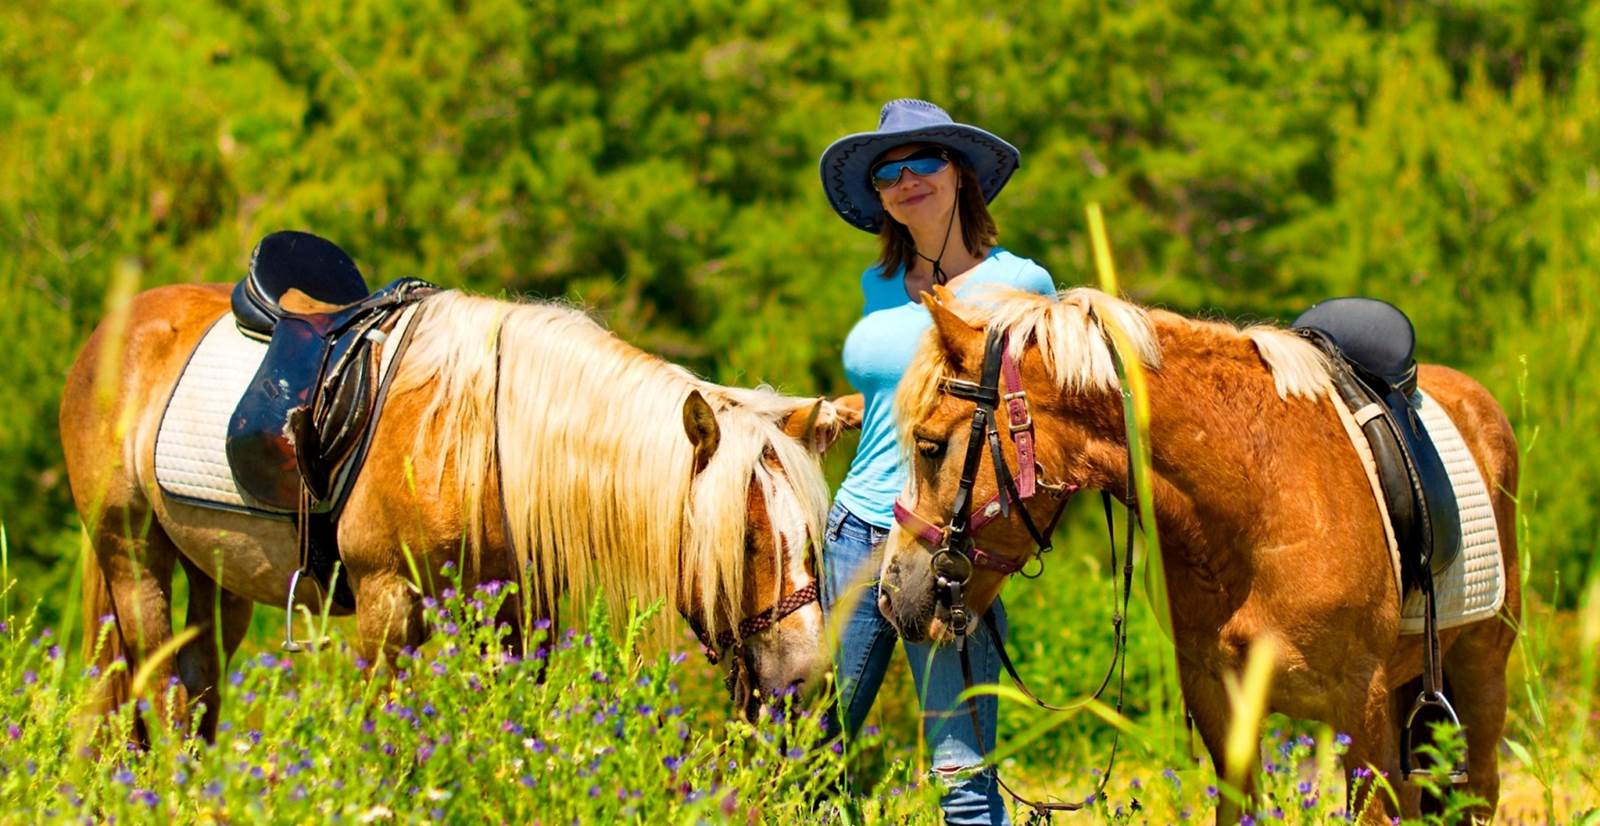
{"left": 915, "top": 196, "right": 960, "bottom": 286}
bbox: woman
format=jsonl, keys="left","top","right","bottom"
{"left": 817, "top": 99, "right": 1054, "bottom": 825}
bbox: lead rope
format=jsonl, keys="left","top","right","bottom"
{"left": 956, "top": 488, "right": 1135, "bottom": 823}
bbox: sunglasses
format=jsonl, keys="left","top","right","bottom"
{"left": 869, "top": 149, "right": 951, "bottom": 190}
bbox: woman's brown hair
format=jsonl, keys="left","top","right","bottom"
{"left": 876, "top": 151, "right": 998, "bottom": 278}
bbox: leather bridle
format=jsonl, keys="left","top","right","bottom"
{"left": 687, "top": 580, "right": 818, "bottom": 667}
{"left": 892, "top": 327, "right": 1140, "bottom": 820}
{"left": 892, "top": 331, "right": 1077, "bottom": 639}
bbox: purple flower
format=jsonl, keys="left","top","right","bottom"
{"left": 1336, "top": 732, "right": 1352, "bottom": 747}
{"left": 257, "top": 652, "right": 277, "bottom": 669}
{"left": 229, "top": 671, "right": 244, "bottom": 686}
{"left": 830, "top": 741, "right": 843, "bottom": 755}
{"left": 416, "top": 744, "right": 434, "bottom": 762}
{"left": 1302, "top": 795, "right": 1318, "bottom": 810}
{"left": 442, "top": 561, "right": 456, "bottom": 573}
{"left": 203, "top": 780, "right": 223, "bottom": 798}
{"left": 663, "top": 755, "right": 682, "bottom": 771}
{"left": 1297, "top": 734, "right": 1315, "bottom": 748}
{"left": 533, "top": 618, "right": 552, "bottom": 631}
{"left": 22, "top": 671, "right": 36, "bottom": 685}
{"left": 431, "top": 662, "right": 447, "bottom": 677}
{"left": 588, "top": 786, "right": 600, "bottom": 798}
{"left": 113, "top": 768, "right": 135, "bottom": 785}
{"left": 669, "top": 651, "right": 687, "bottom": 664}
{"left": 1240, "top": 817, "right": 1255, "bottom": 826}
{"left": 443, "top": 622, "right": 459, "bottom": 636}
{"left": 131, "top": 789, "right": 158, "bottom": 807}
{"left": 6, "top": 724, "right": 20, "bottom": 740}
{"left": 502, "top": 720, "right": 523, "bottom": 734}
{"left": 1205, "top": 785, "right": 1218, "bottom": 798}
{"left": 46, "top": 644, "right": 60, "bottom": 660}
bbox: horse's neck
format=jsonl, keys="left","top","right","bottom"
{"left": 1067, "top": 328, "right": 1311, "bottom": 609}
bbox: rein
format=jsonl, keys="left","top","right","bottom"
{"left": 893, "top": 329, "right": 1140, "bottom": 821}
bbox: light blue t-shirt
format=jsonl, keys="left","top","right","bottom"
{"left": 836, "top": 248, "right": 1056, "bottom": 528}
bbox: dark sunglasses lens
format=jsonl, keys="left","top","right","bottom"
{"left": 870, "top": 155, "right": 949, "bottom": 190}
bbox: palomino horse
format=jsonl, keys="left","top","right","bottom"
{"left": 61, "top": 282, "right": 854, "bottom": 739}
{"left": 877, "top": 285, "right": 1518, "bottom": 821}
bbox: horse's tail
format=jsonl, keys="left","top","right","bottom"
{"left": 80, "top": 542, "right": 131, "bottom": 719}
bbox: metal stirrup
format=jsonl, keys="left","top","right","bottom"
{"left": 281, "top": 567, "right": 326, "bottom": 653}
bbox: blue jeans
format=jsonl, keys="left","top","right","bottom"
{"left": 819, "top": 501, "right": 1010, "bottom": 826}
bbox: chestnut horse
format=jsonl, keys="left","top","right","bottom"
{"left": 61, "top": 283, "right": 853, "bottom": 739}
{"left": 878, "top": 285, "right": 1518, "bottom": 822}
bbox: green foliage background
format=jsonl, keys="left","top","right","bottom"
{"left": 3, "top": 0, "right": 1598, "bottom": 614}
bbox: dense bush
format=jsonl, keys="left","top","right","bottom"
{"left": 2, "top": 1, "right": 1596, "bottom": 614}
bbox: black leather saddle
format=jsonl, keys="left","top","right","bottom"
{"left": 1293, "top": 297, "right": 1462, "bottom": 592}
{"left": 225, "top": 231, "right": 437, "bottom": 608}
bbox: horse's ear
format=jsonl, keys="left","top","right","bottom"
{"left": 780, "top": 395, "right": 859, "bottom": 453}
{"left": 830, "top": 393, "right": 864, "bottom": 430}
{"left": 682, "top": 390, "right": 720, "bottom": 474}
{"left": 924, "top": 287, "right": 984, "bottom": 373}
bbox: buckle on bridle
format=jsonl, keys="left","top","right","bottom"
{"left": 1003, "top": 390, "right": 1033, "bottom": 432}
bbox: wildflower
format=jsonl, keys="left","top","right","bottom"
{"left": 591, "top": 670, "right": 608, "bottom": 683}
{"left": 1297, "top": 734, "right": 1315, "bottom": 749}
{"left": 1205, "top": 785, "right": 1218, "bottom": 798}
{"left": 423, "top": 596, "right": 437, "bottom": 609}
{"left": 1336, "top": 732, "right": 1352, "bottom": 747}
{"left": 229, "top": 671, "right": 244, "bottom": 687}
{"left": 830, "top": 741, "right": 843, "bottom": 755}
{"left": 533, "top": 618, "right": 552, "bottom": 631}
{"left": 720, "top": 791, "right": 738, "bottom": 816}
{"left": 6, "top": 724, "right": 20, "bottom": 740}
{"left": 46, "top": 644, "right": 60, "bottom": 660}
{"left": 417, "top": 744, "right": 434, "bottom": 762}
{"left": 203, "top": 780, "right": 223, "bottom": 798}
{"left": 1163, "top": 767, "right": 1180, "bottom": 788}
{"left": 257, "top": 652, "right": 277, "bottom": 669}
{"left": 502, "top": 720, "right": 523, "bottom": 734}
{"left": 785, "top": 747, "right": 804, "bottom": 760}
{"left": 442, "top": 587, "right": 457, "bottom": 600}
{"left": 1130, "top": 777, "right": 1141, "bottom": 790}
{"left": 22, "top": 670, "right": 36, "bottom": 685}
{"left": 664, "top": 755, "right": 682, "bottom": 771}
{"left": 130, "top": 789, "right": 158, "bottom": 807}
{"left": 670, "top": 650, "right": 686, "bottom": 664}
{"left": 588, "top": 786, "right": 600, "bottom": 798}
{"left": 442, "top": 560, "right": 456, "bottom": 573}
{"left": 357, "top": 805, "right": 394, "bottom": 822}
{"left": 1240, "top": 817, "right": 1255, "bottom": 826}
{"left": 356, "top": 657, "right": 371, "bottom": 670}
{"left": 431, "top": 662, "right": 447, "bottom": 677}
{"left": 113, "top": 768, "right": 135, "bottom": 786}
{"left": 1302, "top": 795, "right": 1318, "bottom": 810}
{"left": 443, "top": 622, "right": 459, "bottom": 636}
{"left": 636, "top": 704, "right": 653, "bottom": 717}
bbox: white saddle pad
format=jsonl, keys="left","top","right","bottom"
{"left": 1329, "top": 388, "right": 1506, "bottom": 634}
{"left": 155, "top": 315, "right": 273, "bottom": 512}
{"left": 154, "top": 306, "right": 420, "bottom": 513}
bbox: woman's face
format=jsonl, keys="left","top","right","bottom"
{"left": 874, "top": 143, "right": 958, "bottom": 233}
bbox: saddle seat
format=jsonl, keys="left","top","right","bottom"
{"left": 1293, "top": 297, "right": 1462, "bottom": 591}
{"left": 231, "top": 230, "right": 372, "bottom": 340}
{"left": 225, "top": 231, "right": 437, "bottom": 608}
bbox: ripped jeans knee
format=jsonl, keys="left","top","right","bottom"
{"left": 930, "top": 761, "right": 997, "bottom": 790}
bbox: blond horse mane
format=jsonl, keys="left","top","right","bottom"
{"left": 387, "top": 291, "right": 830, "bottom": 636}
{"left": 897, "top": 286, "right": 1331, "bottom": 446}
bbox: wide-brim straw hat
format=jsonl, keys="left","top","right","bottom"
{"left": 819, "top": 98, "right": 1020, "bottom": 233}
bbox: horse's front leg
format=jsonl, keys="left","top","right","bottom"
{"left": 1177, "top": 661, "right": 1259, "bottom": 825}
{"left": 352, "top": 571, "right": 429, "bottom": 670}
{"left": 1339, "top": 666, "right": 1407, "bottom": 824}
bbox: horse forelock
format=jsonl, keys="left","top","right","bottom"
{"left": 393, "top": 290, "right": 827, "bottom": 640}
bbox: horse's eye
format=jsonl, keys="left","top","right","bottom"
{"left": 915, "top": 438, "right": 945, "bottom": 459}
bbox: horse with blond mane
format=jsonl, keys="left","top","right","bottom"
{"left": 61, "top": 278, "right": 851, "bottom": 740}
{"left": 877, "top": 285, "right": 1518, "bottom": 822}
